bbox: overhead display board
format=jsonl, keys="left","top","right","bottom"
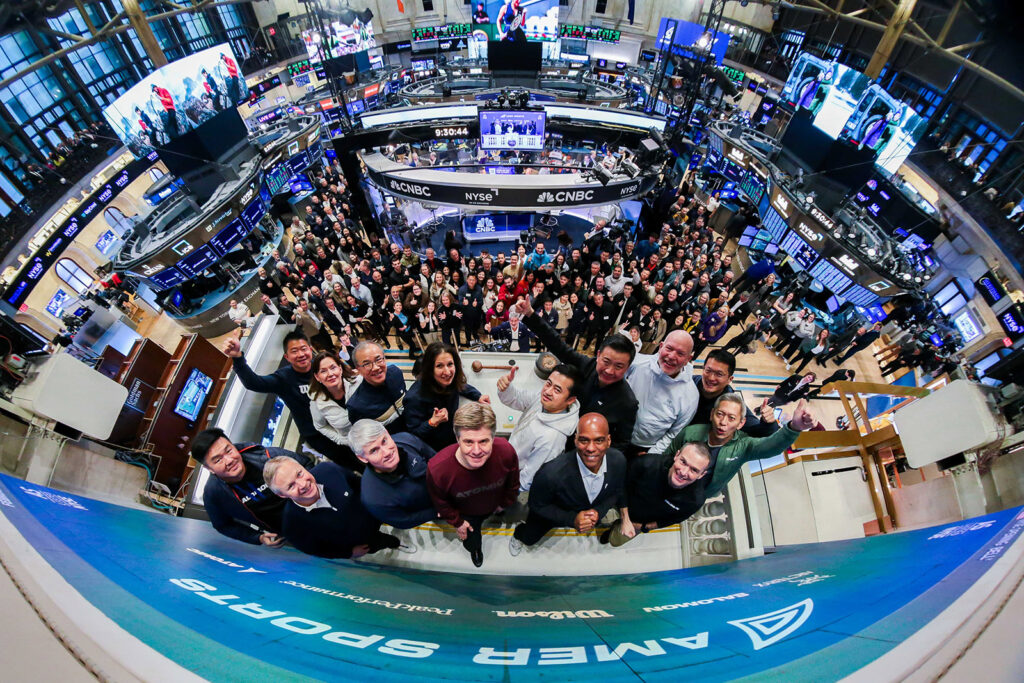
{"left": 559, "top": 25, "right": 620, "bottom": 43}
{"left": 412, "top": 23, "right": 472, "bottom": 42}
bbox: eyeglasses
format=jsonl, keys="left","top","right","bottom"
{"left": 358, "top": 356, "right": 387, "bottom": 370}
{"left": 703, "top": 369, "right": 730, "bottom": 380}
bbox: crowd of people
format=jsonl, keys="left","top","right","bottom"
{"left": 192, "top": 161, "right": 862, "bottom": 567}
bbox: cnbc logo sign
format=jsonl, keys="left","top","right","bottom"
{"left": 537, "top": 189, "right": 595, "bottom": 203}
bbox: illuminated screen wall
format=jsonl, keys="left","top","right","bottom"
{"left": 780, "top": 53, "right": 869, "bottom": 139}
{"left": 103, "top": 44, "right": 249, "bottom": 158}
{"left": 655, "top": 19, "right": 729, "bottom": 65}
{"left": 472, "top": 0, "right": 559, "bottom": 42}
{"left": 302, "top": 18, "right": 377, "bottom": 63}
{"left": 842, "top": 84, "right": 928, "bottom": 174}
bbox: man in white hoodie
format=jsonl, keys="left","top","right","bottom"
{"left": 496, "top": 362, "right": 582, "bottom": 491}
{"left": 625, "top": 329, "right": 700, "bottom": 457}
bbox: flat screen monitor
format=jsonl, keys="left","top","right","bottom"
{"left": 210, "top": 218, "right": 249, "bottom": 256}
{"left": 148, "top": 266, "right": 188, "bottom": 290}
{"left": 173, "top": 368, "right": 214, "bottom": 422}
{"left": 487, "top": 41, "right": 542, "bottom": 72}
{"left": 825, "top": 294, "right": 840, "bottom": 313}
{"left": 177, "top": 245, "right": 219, "bottom": 278}
{"left": 479, "top": 110, "right": 546, "bottom": 151}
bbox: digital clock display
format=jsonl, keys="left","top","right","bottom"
{"left": 434, "top": 126, "right": 470, "bottom": 138}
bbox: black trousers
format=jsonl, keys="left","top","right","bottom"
{"left": 365, "top": 528, "right": 400, "bottom": 553}
{"left": 513, "top": 511, "right": 560, "bottom": 546}
{"left": 461, "top": 514, "right": 488, "bottom": 554}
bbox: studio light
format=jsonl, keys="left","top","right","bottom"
{"left": 591, "top": 165, "right": 613, "bottom": 186}
{"left": 620, "top": 159, "right": 641, "bottom": 178}
{"left": 648, "top": 127, "right": 665, "bottom": 147}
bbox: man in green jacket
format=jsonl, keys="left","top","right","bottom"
{"left": 664, "top": 393, "right": 816, "bottom": 496}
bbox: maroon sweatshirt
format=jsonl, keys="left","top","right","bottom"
{"left": 426, "top": 437, "right": 520, "bottom": 527}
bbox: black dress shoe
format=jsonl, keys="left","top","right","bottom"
{"left": 599, "top": 527, "right": 612, "bottom": 545}
{"left": 470, "top": 549, "right": 484, "bottom": 567}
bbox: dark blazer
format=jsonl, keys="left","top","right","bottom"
{"left": 528, "top": 448, "right": 627, "bottom": 526}
{"left": 403, "top": 379, "right": 482, "bottom": 450}
{"left": 280, "top": 462, "right": 381, "bottom": 559}
{"left": 203, "top": 444, "right": 313, "bottom": 544}
{"left": 773, "top": 374, "right": 814, "bottom": 404}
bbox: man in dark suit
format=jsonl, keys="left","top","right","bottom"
{"left": 509, "top": 413, "right": 626, "bottom": 554}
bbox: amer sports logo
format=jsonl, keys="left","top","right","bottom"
{"left": 388, "top": 179, "right": 432, "bottom": 197}
{"left": 537, "top": 189, "right": 595, "bottom": 204}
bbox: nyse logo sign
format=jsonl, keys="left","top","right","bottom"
{"left": 797, "top": 221, "right": 823, "bottom": 244}
{"left": 239, "top": 185, "right": 256, "bottom": 206}
{"left": 465, "top": 189, "right": 498, "bottom": 203}
{"left": 389, "top": 179, "right": 432, "bottom": 197}
{"left": 620, "top": 182, "right": 641, "bottom": 197}
{"left": 538, "top": 189, "right": 595, "bottom": 204}
{"left": 141, "top": 263, "right": 165, "bottom": 276}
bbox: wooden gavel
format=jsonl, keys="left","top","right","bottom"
{"left": 471, "top": 359, "right": 516, "bottom": 373}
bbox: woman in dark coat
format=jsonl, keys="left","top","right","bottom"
{"left": 402, "top": 342, "right": 489, "bottom": 450}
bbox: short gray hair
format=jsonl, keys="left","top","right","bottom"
{"left": 349, "top": 419, "right": 388, "bottom": 455}
{"left": 263, "top": 455, "right": 300, "bottom": 493}
{"left": 353, "top": 341, "right": 383, "bottom": 363}
{"left": 712, "top": 392, "right": 746, "bottom": 415}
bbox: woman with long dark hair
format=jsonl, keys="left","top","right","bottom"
{"left": 402, "top": 342, "right": 489, "bottom": 450}
{"left": 307, "top": 351, "right": 364, "bottom": 471}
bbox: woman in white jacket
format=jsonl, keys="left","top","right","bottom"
{"left": 496, "top": 363, "right": 582, "bottom": 491}
{"left": 308, "top": 351, "right": 363, "bottom": 471}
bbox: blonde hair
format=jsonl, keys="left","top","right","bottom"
{"left": 452, "top": 402, "right": 496, "bottom": 437}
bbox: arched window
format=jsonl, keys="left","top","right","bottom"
{"left": 148, "top": 168, "right": 165, "bottom": 182}
{"left": 104, "top": 206, "right": 134, "bottom": 236}
{"left": 55, "top": 258, "right": 93, "bottom": 295}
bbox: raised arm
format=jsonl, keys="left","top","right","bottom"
{"left": 514, "top": 299, "right": 590, "bottom": 369}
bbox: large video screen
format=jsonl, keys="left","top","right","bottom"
{"left": 841, "top": 84, "right": 927, "bottom": 174}
{"left": 302, "top": 18, "right": 376, "bottom": 63}
{"left": 780, "top": 52, "right": 868, "bottom": 138}
{"left": 809, "top": 63, "right": 870, "bottom": 138}
{"left": 103, "top": 44, "right": 248, "bottom": 158}
{"left": 473, "top": 0, "right": 559, "bottom": 42}
{"left": 655, "top": 19, "right": 729, "bottom": 65}
{"left": 479, "top": 110, "right": 546, "bottom": 150}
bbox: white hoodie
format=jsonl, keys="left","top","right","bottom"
{"left": 497, "top": 383, "right": 580, "bottom": 490}
{"left": 625, "top": 353, "right": 700, "bottom": 453}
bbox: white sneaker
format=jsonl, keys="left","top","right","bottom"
{"left": 396, "top": 542, "right": 418, "bottom": 554}
{"left": 508, "top": 535, "right": 524, "bottom": 557}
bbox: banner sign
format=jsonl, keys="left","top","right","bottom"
{"left": 0, "top": 474, "right": 1022, "bottom": 680}
{"left": 364, "top": 165, "right": 656, "bottom": 210}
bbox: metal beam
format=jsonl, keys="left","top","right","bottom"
{"left": 866, "top": 0, "right": 919, "bottom": 79}
{"left": 786, "top": 1, "right": 1024, "bottom": 101}
{"left": 123, "top": 0, "right": 167, "bottom": 68}
{"left": 74, "top": 0, "right": 98, "bottom": 35}
{"left": 936, "top": 0, "right": 962, "bottom": 46}
{"left": 947, "top": 40, "right": 986, "bottom": 54}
